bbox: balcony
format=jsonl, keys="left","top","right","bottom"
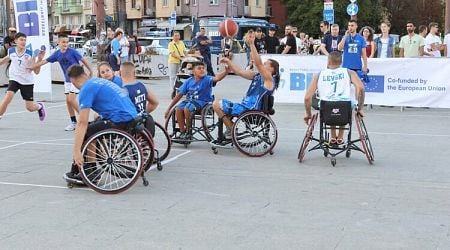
{"left": 54, "top": 5, "right": 83, "bottom": 15}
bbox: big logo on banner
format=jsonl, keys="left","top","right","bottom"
{"left": 13, "top": 0, "right": 51, "bottom": 95}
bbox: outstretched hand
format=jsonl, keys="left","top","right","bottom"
{"left": 219, "top": 57, "right": 231, "bottom": 64}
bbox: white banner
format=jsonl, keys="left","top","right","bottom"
{"left": 13, "top": 0, "right": 51, "bottom": 94}
{"left": 261, "top": 55, "right": 450, "bottom": 108}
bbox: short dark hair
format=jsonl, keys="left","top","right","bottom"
{"left": 419, "top": 25, "right": 427, "bottom": 33}
{"left": 67, "top": 65, "right": 86, "bottom": 78}
{"left": 191, "top": 61, "right": 206, "bottom": 68}
{"left": 328, "top": 51, "right": 342, "bottom": 65}
{"left": 14, "top": 32, "right": 26, "bottom": 40}
{"left": 320, "top": 21, "right": 329, "bottom": 27}
{"left": 58, "top": 34, "right": 68, "bottom": 39}
{"left": 429, "top": 22, "right": 438, "bottom": 30}
{"left": 348, "top": 20, "right": 358, "bottom": 25}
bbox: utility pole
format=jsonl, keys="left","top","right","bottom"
{"left": 6, "top": 0, "right": 11, "bottom": 28}
{"left": 95, "top": 0, "right": 106, "bottom": 60}
{"left": 446, "top": 0, "right": 450, "bottom": 33}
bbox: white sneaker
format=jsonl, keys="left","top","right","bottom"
{"left": 224, "top": 128, "right": 232, "bottom": 140}
{"left": 64, "top": 122, "right": 76, "bottom": 131}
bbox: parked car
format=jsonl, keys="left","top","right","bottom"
{"left": 137, "top": 37, "right": 171, "bottom": 55}
{"left": 83, "top": 39, "right": 98, "bottom": 57}
{"left": 69, "top": 42, "right": 85, "bottom": 56}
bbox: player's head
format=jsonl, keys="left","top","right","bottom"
{"left": 97, "top": 62, "right": 114, "bottom": 80}
{"left": 67, "top": 65, "right": 88, "bottom": 88}
{"left": 327, "top": 51, "right": 342, "bottom": 68}
{"left": 14, "top": 32, "right": 27, "bottom": 49}
{"left": 120, "top": 61, "right": 136, "bottom": 80}
{"left": 191, "top": 61, "right": 206, "bottom": 78}
{"left": 58, "top": 34, "right": 69, "bottom": 50}
{"left": 264, "top": 59, "right": 280, "bottom": 89}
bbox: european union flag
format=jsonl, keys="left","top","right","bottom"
{"left": 365, "top": 75, "right": 385, "bottom": 93}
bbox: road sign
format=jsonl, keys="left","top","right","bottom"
{"left": 347, "top": 3, "right": 358, "bottom": 16}
{"left": 324, "top": 2, "right": 333, "bottom": 10}
{"left": 323, "top": 9, "right": 334, "bottom": 24}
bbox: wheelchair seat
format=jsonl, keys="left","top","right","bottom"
{"left": 319, "top": 100, "right": 352, "bottom": 126}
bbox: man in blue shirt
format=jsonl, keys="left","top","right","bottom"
{"left": 30, "top": 34, "right": 94, "bottom": 131}
{"left": 64, "top": 65, "right": 137, "bottom": 182}
{"left": 338, "top": 20, "right": 368, "bottom": 73}
{"left": 109, "top": 30, "right": 123, "bottom": 73}
{"left": 164, "top": 61, "right": 228, "bottom": 140}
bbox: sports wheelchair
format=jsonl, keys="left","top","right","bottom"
{"left": 210, "top": 95, "right": 278, "bottom": 157}
{"left": 298, "top": 100, "right": 374, "bottom": 166}
{"left": 76, "top": 114, "right": 170, "bottom": 194}
{"left": 164, "top": 103, "right": 219, "bottom": 147}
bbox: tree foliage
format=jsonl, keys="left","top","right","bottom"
{"left": 282, "top": 0, "right": 445, "bottom": 37}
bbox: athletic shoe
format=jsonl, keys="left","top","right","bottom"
{"left": 64, "top": 122, "right": 76, "bottom": 131}
{"left": 64, "top": 171, "right": 83, "bottom": 183}
{"left": 224, "top": 128, "right": 232, "bottom": 140}
{"left": 37, "top": 102, "right": 46, "bottom": 121}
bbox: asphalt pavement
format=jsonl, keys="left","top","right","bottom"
{"left": 1, "top": 75, "right": 450, "bottom": 250}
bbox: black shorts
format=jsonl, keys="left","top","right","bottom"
{"left": 109, "top": 54, "right": 120, "bottom": 71}
{"left": 85, "top": 119, "right": 134, "bottom": 140}
{"left": 7, "top": 80, "right": 34, "bottom": 101}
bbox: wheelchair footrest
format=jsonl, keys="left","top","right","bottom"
{"left": 210, "top": 140, "right": 233, "bottom": 149}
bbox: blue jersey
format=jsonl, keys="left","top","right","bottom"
{"left": 179, "top": 75, "right": 214, "bottom": 106}
{"left": 111, "top": 39, "right": 121, "bottom": 56}
{"left": 78, "top": 77, "right": 137, "bottom": 123}
{"left": 111, "top": 75, "right": 123, "bottom": 87}
{"left": 46, "top": 48, "right": 82, "bottom": 82}
{"left": 342, "top": 33, "right": 366, "bottom": 70}
{"left": 124, "top": 82, "right": 148, "bottom": 114}
{"left": 241, "top": 73, "right": 276, "bottom": 110}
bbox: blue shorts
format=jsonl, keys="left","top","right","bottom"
{"left": 109, "top": 54, "right": 120, "bottom": 71}
{"left": 221, "top": 99, "right": 248, "bottom": 117}
{"left": 176, "top": 100, "right": 206, "bottom": 112}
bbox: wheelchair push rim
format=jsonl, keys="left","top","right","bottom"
{"left": 133, "top": 128, "right": 155, "bottom": 172}
{"left": 232, "top": 111, "right": 278, "bottom": 157}
{"left": 354, "top": 113, "right": 374, "bottom": 165}
{"left": 298, "top": 113, "right": 318, "bottom": 162}
{"left": 79, "top": 129, "right": 144, "bottom": 194}
{"left": 153, "top": 122, "right": 172, "bottom": 163}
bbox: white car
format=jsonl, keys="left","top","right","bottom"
{"left": 137, "top": 37, "right": 171, "bottom": 55}
{"left": 83, "top": 39, "right": 98, "bottom": 57}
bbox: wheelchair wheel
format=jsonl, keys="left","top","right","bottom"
{"left": 355, "top": 113, "right": 374, "bottom": 165}
{"left": 201, "top": 103, "right": 220, "bottom": 142}
{"left": 153, "top": 122, "right": 171, "bottom": 163}
{"left": 164, "top": 109, "right": 181, "bottom": 139}
{"left": 79, "top": 129, "right": 143, "bottom": 194}
{"left": 232, "top": 111, "right": 278, "bottom": 157}
{"left": 298, "top": 113, "right": 318, "bottom": 162}
{"left": 133, "top": 128, "right": 155, "bottom": 172}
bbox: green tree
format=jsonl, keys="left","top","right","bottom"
{"left": 282, "top": 0, "right": 384, "bottom": 38}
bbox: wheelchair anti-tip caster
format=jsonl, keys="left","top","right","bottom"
{"left": 212, "top": 147, "right": 218, "bottom": 154}
{"left": 331, "top": 158, "right": 336, "bottom": 167}
{"left": 324, "top": 151, "right": 329, "bottom": 157}
{"left": 157, "top": 162, "right": 163, "bottom": 171}
{"left": 269, "top": 150, "right": 274, "bottom": 155}
{"left": 346, "top": 150, "right": 351, "bottom": 158}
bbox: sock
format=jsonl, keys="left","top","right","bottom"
{"left": 70, "top": 116, "right": 77, "bottom": 123}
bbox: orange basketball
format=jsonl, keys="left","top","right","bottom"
{"left": 219, "top": 19, "right": 239, "bottom": 38}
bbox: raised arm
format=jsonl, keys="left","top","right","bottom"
{"left": 212, "top": 68, "right": 229, "bottom": 84}
{"left": 247, "top": 32, "right": 274, "bottom": 90}
{"left": 219, "top": 57, "right": 255, "bottom": 80}
{"left": 349, "top": 70, "right": 365, "bottom": 116}
{"left": 32, "top": 50, "right": 46, "bottom": 74}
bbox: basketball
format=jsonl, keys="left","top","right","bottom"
{"left": 219, "top": 19, "right": 239, "bottom": 38}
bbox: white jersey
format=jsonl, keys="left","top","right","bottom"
{"left": 8, "top": 47, "right": 34, "bottom": 85}
{"left": 317, "top": 67, "right": 352, "bottom": 102}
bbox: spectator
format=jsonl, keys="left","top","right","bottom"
{"left": 360, "top": 26, "right": 375, "bottom": 58}
{"left": 298, "top": 32, "right": 308, "bottom": 55}
{"left": 399, "top": 22, "right": 425, "bottom": 57}
{"left": 320, "top": 21, "right": 330, "bottom": 38}
{"left": 1, "top": 27, "right": 16, "bottom": 58}
{"left": 281, "top": 25, "right": 297, "bottom": 54}
{"left": 116, "top": 29, "right": 129, "bottom": 62}
{"left": 418, "top": 25, "right": 428, "bottom": 38}
{"left": 264, "top": 27, "right": 280, "bottom": 54}
{"left": 168, "top": 31, "right": 187, "bottom": 90}
{"left": 109, "top": 30, "right": 123, "bottom": 74}
{"left": 195, "top": 27, "right": 214, "bottom": 76}
{"left": 424, "top": 22, "right": 444, "bottom": 57}
{"left": 444, "top": 31, "right": 450, "bottom": 57}
{"left": 320, "top": 24, "right": 343, "bottom": 56}
{"left": 374, "top": 22, "right": 395, "bottom": 58}
{"left": 221, "top": 37, "right": 234, "bottom": 59}
{"left": 128, "top": 34, "right": 137, "bottom": 60}
{"left": 254, "top": 27, "right": 266, "bottom": 53}
{"left": 291, "top": 27, "right": 302, "bottom": 55}
{"left": 338, "top": 20, "right": 368, "bottom": 73}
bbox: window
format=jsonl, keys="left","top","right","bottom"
{"left": 162, "top": 0, "right": 168, "bottom": 7}
{"left": 256, "top": 0, "right": 259, "bottom": 6}
{"left": 63, "top": 0, "right": 69, "bottom": 10}
{"left": 210, "top": 0, "right": 218, "bottom": 5}
{"left": 244, "top": 0, "right": 249, "bottom": 6}
{"left": 132, "top": 0, "right": 136, "bottom": 8}
{"left": 62, "top": 16, "right": 66, "bottom": 24}
{"left": 70, "top": 16, "right": 75, "bottom": 25}
{"left": 54, "top": 16, "right": 60, "bottom": 25}
{"left": 84, "top": 0, "right": 90, "bottom": 8}
{"left": 192, "top": 0, "right": 197, "bottom": 5}
{"left": 78, "top": 15, "right": 82, "bottom": 25}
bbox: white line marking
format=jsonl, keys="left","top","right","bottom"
{"left": 147, "top": 150, "right": 191, "bottom": 171}
{"left": 277, "top": 128, "right": 450, "bottom": 137}
{"left": 3, "top": 104, "right": 67, "bottom": 116}
{"left": 0, "top": 143, "right": 26, "bottom": 150}
{"left": 0, "top": 181, "right": 91, "bottom": 191}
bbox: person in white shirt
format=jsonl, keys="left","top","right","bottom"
{"left": 424, "top": 23, "right": 444, "bottom": 57}
{"left": 116, "top": 28, "right": 130, "bottom": 62}
{"left": 444, "top": 32, "right": 450, "bottom": 57}
{"left": 303, "top": 51, "right": 365, "bottom": 145}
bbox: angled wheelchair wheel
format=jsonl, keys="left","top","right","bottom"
{"left": 355, "top": 113, "right": 374, "bottom": 165}
{"left": 79, "top": 129, "right": 143, "bottom": 194}
{"left": 133, "top": 128, "right": 155, "bottom": 172}
{"left": 153, "top": 122, "right": 171, "bottom": 163}
{"left": 232, "top": 111, "right": 278, "bottom": 157}
{"left": 201, "top": 103, "right": 220, "bottom": 142}
{"left": 298, "top": 113, "right": 318, "bottom": 162}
